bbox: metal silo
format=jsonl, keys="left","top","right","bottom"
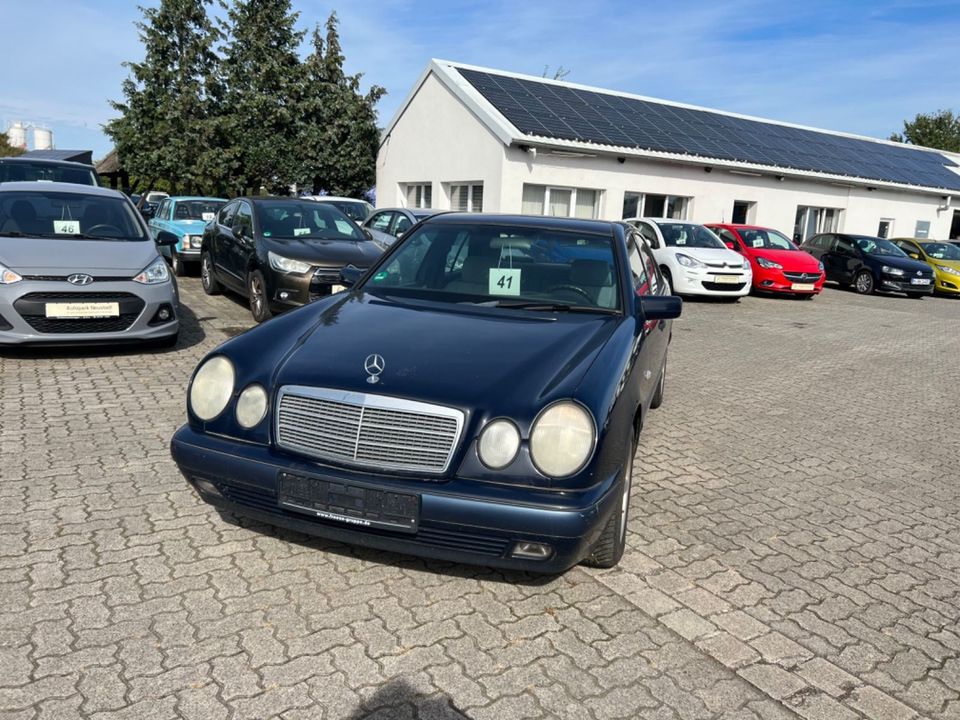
{"left": 32, "top": 127, "right": 53, "bottom": 150}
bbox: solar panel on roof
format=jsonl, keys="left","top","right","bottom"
{"left": 456, "top": 67, "right": 960, "bottom": 191}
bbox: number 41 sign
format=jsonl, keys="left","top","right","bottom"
{"left": 488, "top": 268, "right": 521, "bottom": 296}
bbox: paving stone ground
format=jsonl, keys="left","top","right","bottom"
{"left": 1, "top": 278, "right": 958, "bottom": 719}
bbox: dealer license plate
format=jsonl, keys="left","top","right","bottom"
{"left": 713, "top": 275, "right": 741, "bottom": 284}
{"left": 45, "top": 302, "right": 120, "bottom": 319}
{"left": 910, "top": 278, "right": 931, "bottom": 285}
{"left": 791, "top": 283, "right": 815, "bottom": 291}
{"left": 278, "top": 471, "right": 419, "bottom": 533}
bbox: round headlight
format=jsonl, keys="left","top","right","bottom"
{"left": 530, "top": 401, "right": 596, "bottom": 478}
{"left": 189, "top": 356, "right": 235, "bottom": 421}
{"left": 236, "top": 384, "right": 268, "bottom": 428}
{"left": 477, "top": 419, "right": 521, "bottom": 469}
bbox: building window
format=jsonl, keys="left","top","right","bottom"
{"left": 793, "top": 206, "right": 841, "bottom": 243}
{"left": 732, "top": 200, "right": 756, "bottom": 225}
{"left": 522, "top": 184, "right": 599, "bottom": 219}
{"left": 914, "top": 220, "right": 931, "bottom": 239}
{"left": 404, "top": 183, "right": 432, "bottom": 209}
{"left": 621, "top": 192, "right": 689, "bottom": 219}
{"left": 450, "top": 183, "right": 483, "bottom": 212}
{"left": 877, "top": 218, "right": 893, "bottom": 238}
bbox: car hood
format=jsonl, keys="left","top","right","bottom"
{"left": 666, "top": 246, "right": 744, "bottom": 266}
{"left": 929, "top": 257, "right": 960, "bottom": 270}
{"left": 265, "top": 237, "right": 381, "bottom": 267}
{"left": 748, "top": 248, "right": 821, "bottom": 270}
{"left": 274, "top": 293, "right": 619, "bottom": 410}
{"left": 866, "top": 254, "right": 932, "bottom": 273}
{"left": 167, "top": 219, "right": 209, "bottom": 235}
{"left": 0, "top": 236, "right": 159, "bottom": 275}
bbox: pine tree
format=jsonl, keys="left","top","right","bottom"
{"left": 298, "top": 13, "right": 385, "bottom": 197}
{"left": 105, "top": 0, "right": 223, "bottom": 195}
{"left": 220, "top": 0, "right": 305, "bottom": 195}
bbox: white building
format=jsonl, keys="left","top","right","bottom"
{"left": 377, "top": 60, "right": 960, "bottom": 242}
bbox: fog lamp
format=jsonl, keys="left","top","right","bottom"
{"left": 511, "top": 542, "right": 553, "bottom": 560}
{"left": 193, "top": 478, "right": 222, "bottom": 497}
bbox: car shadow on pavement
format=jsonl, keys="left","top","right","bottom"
{"left": 345, "top": 679, "right": 472, "bottom": 719}
{"left": 215, "top": 509, "right": 561, "bottom": 588}
{"left": 0, "top": 301, "right": 206, "bottom": 359}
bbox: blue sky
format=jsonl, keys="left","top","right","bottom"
{"left": 2, "top": 0, "right": 958, "bottom": 159}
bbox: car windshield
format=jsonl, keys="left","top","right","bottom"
{"left": 658, "top": 223, "right": 725, "bottom": 249}
{"left": 173, "top": 200, "right": 224, "bottom": 221}
{"left": 0, "top": 161, "right": 98, "bottom": 186}
{"left": 921, "top": 242, "right": 960, "bottom": 260}
{"left": 854, "top": 237, "right": 906, "bottom": 257}
{"left": 324, "top": 200, "right": 373, "bottom": 222}
{"left": 0, "top": 190, "right": 146, "bottom": 240}
{"left": 363, "top": 222, "right": 621, "bottom": 311}
{"left": 257, "top": 200, "right": 366, "bottom": 241}
{"left": 738, "top": 228, "right": 797, "bottom": 250}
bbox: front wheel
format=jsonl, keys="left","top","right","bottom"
{"left": 201, "top": 252, "right": 221, "bottom": 295}
{"left": 248, "top": 269, "right": 273, "bottom": 323}
{"left": 171, "top": 249, "right": 189, "bottom": 277}
{"left": 660, "top": 267, "right": 674, "bottom": 295}
{"left": 583, "top": 435, "right": 634, "bottom": 569}
{"left": 650, "top": 357, "right": 666, "bottom": 409}
{"left": 854, "top": 270, "right": 875, "bottom": 295}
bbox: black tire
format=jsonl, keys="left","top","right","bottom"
{"left": 201, "top": 251, "right": 221, "bottom": 295}
{"left": 854, "top": 270, "right": 874, "bottom": 295}
{"left": 248, "top": 269, "right": 273, "bottom": 323}
{"left": 583, "top": 434, "right": 634, "bottom": 569}
{"left": 171, "top": 249, "right": 188, "bottom": 277}
{"left": 660, "top": 266, "right": 673, "bottom": 295}
{"left": 650, "top": 357, "right": 666, "bottom": 409}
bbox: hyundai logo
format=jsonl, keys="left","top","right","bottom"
{"left": 364, "top": 354, "right": 385, "bottom": 384}
{"left": 67, "top": 274, "right": 93, "bottom": 286}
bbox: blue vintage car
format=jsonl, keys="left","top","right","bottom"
{"left": 149, "top": 196, "right": 225, "bottom": 276}
{"left": 170, "top": 214, "right": 681, "bottom": 573}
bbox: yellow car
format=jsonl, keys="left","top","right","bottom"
{"left": 892, "top": 238, "right": 960, "bottom": 294}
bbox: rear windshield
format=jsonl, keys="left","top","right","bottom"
{"left": 0, "top": 161, "right": 98, "bottom": 186}
{"left": 0, "top": 191, "right": 146, "bottom": 241}
{"left": 257, "top": 201, "right": 366, "bottom": 240}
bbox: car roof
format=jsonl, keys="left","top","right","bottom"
{"left": 309, "top": 196, "right": 370, "bottom": 203}
{"left": 0, "top": 181, "right": 123, "bottom": 198}
{"left": 424, "top": 212, "right": 618, "bottom": 234}
{"left": 639, "top": 218, "right": 703, "bottom": 226}
{"left": 373, "top": 207, "right": 439, "bottom": 216}
{"left": 890, "top": 237, "right": 941, "bottom": 244}
{"left": 169, "top": 196, "right": 226, "bottom": 202}
{"left": 0, "top": 156, "right": 95, "bottom": 169}
{"left": 705, "top": 223, "right": 778, "bottom": 231}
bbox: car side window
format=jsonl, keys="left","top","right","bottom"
{"left": 156, "top": 200, "right": 169, "bottom": 220}
{"left": 716, "top": 228, "right": 739, "bottom": 248}
{"left": 218, "top": 202, "right": 236, "bottom": 228}
{"left": 233, "top": 202, "right": 253, "bottom": 237}
{"left": 639, "top": 241, "right": 661, "bottom": 295}
{"left": 369, "top": 212, "right": 393, "bottom": 233}
{"left": 833, "top": 236, "right": 854, "bottom": 255}
{"left": 627, "top": 236, "right": 650, "bottom": 294}
{"left": 637, "top": 222, "right": 660, "bottom": 249}
{"left": 902, "top": 241, "right": 921, "bottom": 257}
{"left": 394, "top": 215, "right": 413, "bottom": 236}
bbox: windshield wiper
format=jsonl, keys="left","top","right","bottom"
{"left": 494, "top": 300, "right": 618, "bottom": 314}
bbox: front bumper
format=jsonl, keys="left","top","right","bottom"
{"left": 268, "top": 267, "right": 360, "bottom": 310}
{"left": 0, "top": 280, "right": 179, "bottom": 346}
{"left": 934, "top": 272, "right": 960, "bottom": 294}
{"left": 672, "top": 267, "right": 751, "bottom": 296}
{"left": 170, "top": 425, "right": 622, "bottom": 573}
{"left": 879, "top": 276, "right": 934, "bottom": 294}
{"left": 752, "top": 268, "right": 824, "bottom": 294}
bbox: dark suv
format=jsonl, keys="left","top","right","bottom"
{"left": 0, "top": 157, "right": 99, "bottom": 186}
{"left": 200, "top": 196, "right": 382, "bottom": 322}
{"left": 801, "top": 233, "right": 933, "bottom": 298}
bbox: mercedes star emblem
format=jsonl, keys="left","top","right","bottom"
{"left": 364, "top": 354, "right": 385, "bottom": 384}
{"left": 67, "top": 274, "right": 94, "bottom": 286}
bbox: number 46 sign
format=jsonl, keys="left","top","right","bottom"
{"left": 488, "top": 268, "right": 521, "bottom": 296}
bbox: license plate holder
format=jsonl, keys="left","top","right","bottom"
{"left": 45, "top": 302, "right": 120, "bottom": 319}
{"left": 713, "top": 275, "right": 741, "bottom": 284}
{"left": 277, "top": 471, "right": 419, "bottom": 533}
{"left": 791, "top": 283, "right": 815, "bottom": 291}
{"left": 910, "top": 278, "right": 930, "bottom": 285}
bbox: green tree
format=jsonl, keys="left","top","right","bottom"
{"left": 298, "top": 12, "right": 385, "bottom": 197}
{"left": 890, "top": 109, "right": 960, "bottom": 153}
{"left": 0, "top": 132, "right": 25, "bottom": 157}
{"left": 220, "top": 0, "right": 305, "bottom": 195}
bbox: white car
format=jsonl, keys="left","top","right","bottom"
{"left": 628, "top": 218, "right": 751, "bottom": 298}
{"left": 303, "top": 195, "right": 374, "bottom": 225}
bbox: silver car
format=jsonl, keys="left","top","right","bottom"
{"left": 0, "top": 182, "right": 180, "bottom": 347}
{"left": 363, "top": 208, "right": 439, "bottom": 249}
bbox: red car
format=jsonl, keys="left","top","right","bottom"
{"left": 706, "top": 224, "right": 825, "bottom": 297}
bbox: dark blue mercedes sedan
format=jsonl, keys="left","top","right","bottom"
{"left": 171, "top": 214, "right": 681, "bottom": 573}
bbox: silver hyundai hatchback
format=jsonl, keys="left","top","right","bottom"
{"left": 0, "top": 182, "right": 180, "bottom": 346}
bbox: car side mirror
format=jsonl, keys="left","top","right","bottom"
{"left": 396, "top": 230, "right": 405, "bottom": 239}
{"left": 724, "top": 241, "right": 736, "bottom": 250}
{"left": 340, "top": 264, "right": 364, "bottom": 287}
{"left": 908, "top": 252, "right": 919, "bottom": 259}
{"left": 637, "top": 294, "right": 682, "bottom": 321}
{"left": 155, "top": 230, "right": 179, "bottom": 247}
{"left": 363, "top": 228, "right": 373, "bottom": 240}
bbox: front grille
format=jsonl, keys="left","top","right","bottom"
{"left": 215, "top": 480, "right": 509, "bottom": 557}
{"left": 13, "top": 292, "right": 145, "bottom": 334}
{"left": 784, "top": 272, "right": 822, "bottom": 283}
{"left": 705, "top": 261, "right": 741, "bottom": 269}
{"left": 276, "top": 387, "right": 464, "bottom": 474}
{"left": 20, "top": 275, "right": 131, "bottom": 283}
{"left": 702, "top": 281, "right": 747, "bottom": 291}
